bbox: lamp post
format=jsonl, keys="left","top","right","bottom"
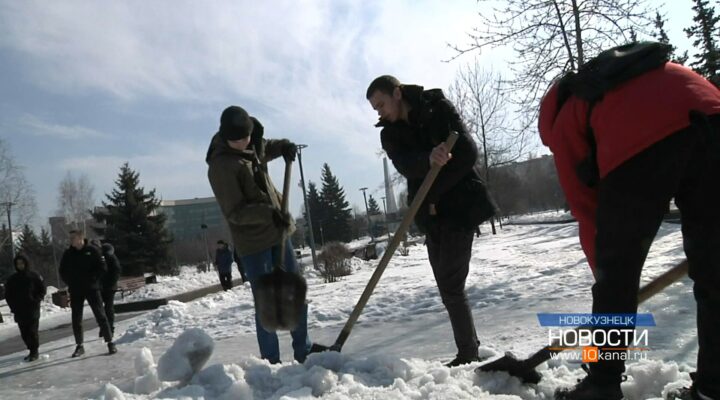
{"left": 297, "top": 144, "right": 319, "bottom": 269}
{"left": 359, "top": 187, "right": 373, "bottom": 241}
{"left": 381, "top": 196, "right": 391, "bottom": 239}
{"left": 200, "top": 222, "right": 211, "bottom": 272}
{"left": 1, "top": 202, "right": 15, "bottom": 260}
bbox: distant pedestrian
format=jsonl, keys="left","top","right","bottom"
{"left": 59, "top": 230, "right": 117, "bottom": 357}
{"left": 100, "top": 243, "right": 122, "bottom": 335}
{"left": 5, "top": 254, "right": 46, "bottom": 362}
{"left": 214, "top": 240, "right": 233, "bottom": 290}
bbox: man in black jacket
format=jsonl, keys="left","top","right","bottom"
{"left": 59, "top": 230, "right": 116, "bottom": 357}
{"left": 100, "top": 243, "right": 121, "bottom": 335}
{"left": 366, "top": 75, "right": 496, "bottom": 367}
{"left": 5, "top": 254, "right": 46, "bottom": 361}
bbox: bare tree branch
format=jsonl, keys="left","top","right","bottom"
{"left": 0, "top": 138, "right": 37, "bottom": 226}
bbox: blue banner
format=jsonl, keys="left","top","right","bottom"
{"left": 537, "top": 313, "right": 656, "bottom": 327}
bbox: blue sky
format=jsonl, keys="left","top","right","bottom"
{"left": 0, "top": 1, "right": 696, "bottom": 229}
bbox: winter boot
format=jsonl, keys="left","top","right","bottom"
{"left": 555, "top": 364, "right": 624, "bottom": 400}
{"left": 27, "top": 351, "right": 39, "bottom": 362}
{"left": 667, "top": 386, "right": 716, "bottom": 399}
{"left": 445, "top": 354, "right": 485, "bottom": 367}
{"left": 71, "top": 345, "right": 85, "bottom": 358}
{"left": 107, "top": 342, "right": 117, "bottom": 355}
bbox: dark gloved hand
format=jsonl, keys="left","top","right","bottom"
{"left": 281, "top": 141, "right": 297, "bottom": 162}
{"left": 272, "top": 209, "right": 292, "bottom": 229}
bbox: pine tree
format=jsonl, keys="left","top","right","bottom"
{"left": 18, "top": 224, "right": 42, "bottom": 257}
{"left": 304, "top": 182, "right": 326, "bottom": 247}
{"left": 319, "top": 164, "right": 352, "bottom": 243}
{"left": 654, "top": 12, "right": 689, "bottom": 65}
{"left": 17, "top": 225, "right": 56, "bottom": 287}
{"left": 38, "top": 227, "right": 59, "bottom": 287}
{"left": 367, "top": 195, "right": 381, "bottom": 215}
{"left": 92, "top": 163, "right": 171, "bottom": 276}
{"left": 685, "top": 0, "right": 720, "bottom": 85}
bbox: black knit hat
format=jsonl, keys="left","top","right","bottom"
{"left": 219, "top": 106, "right": 254, "bottom": 141}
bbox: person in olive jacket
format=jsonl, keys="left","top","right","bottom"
{"left": 100, "top": 242, "right": 121, "bottom": 335}
{"left": 206, "top": 105, "right": 324, "bottom": 364}
{"left": 5, "top": 254, "right": 46, "bottom": 362}
{"left": 59, "top": 230, "right": 116, "bottom": 357}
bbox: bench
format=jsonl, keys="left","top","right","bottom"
{"left": 116, "top": 276, "right": 147, "bottom": 299}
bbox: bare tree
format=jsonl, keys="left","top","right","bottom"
{"left": 0, "top": 138, "right": 37, "bottom": 226}
{"left": 56, "top": 171, "right": 95, "bottom": 234}
{"left": 449, "top": 61, "right": 528, "bottom": 171}
{"left": 452, "top": 0, "right": 654, "bottom": 115}
{"left": 449, "top": 62, "right": 530, "bottom": 233}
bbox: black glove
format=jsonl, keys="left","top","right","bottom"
{"left": 281, "top": 141, "right": 297, "bottom": 162}
{"left": 272, "top": 209, "right": 292, "bottom": 229}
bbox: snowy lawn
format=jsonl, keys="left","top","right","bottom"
{"left": 0, "top": 221, "right": 697, "bottom": 399}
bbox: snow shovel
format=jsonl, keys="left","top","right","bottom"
{"left": 476, "top": 259, "right": 689, "bottom": 384}
{"left": 254, "top": 160, "right": 308, "bottom": 332}
{"left": 322, "top": 132, "right": 460, "bottom": 352}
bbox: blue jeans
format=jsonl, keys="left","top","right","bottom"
{"left": 240, "top": 239, "right": 312, "bottom": 363}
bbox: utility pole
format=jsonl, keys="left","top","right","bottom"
{"left": 296, "top": 144, "right": 318, "bottom": 269}
{"left": 381, "top": 196, "right": 391, "bottom": 239}
{"left": 359, "top": 187, "right": 373, "bottom": 242}
{"left": 2, "top": 202, "right": 15, "bottom": 260}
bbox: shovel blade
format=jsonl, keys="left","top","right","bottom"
{"left": 476, "top": 353, "right": 543, "bottom": 384}
{"left": 255, "top": 269, "right": 307, "bottom": 332}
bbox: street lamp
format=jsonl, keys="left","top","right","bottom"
{"left": 359, "top": 187, "right": 373, "bottom": 242}
{"left": 381, "top": 196, "right": 391, "bottom": 239}
{"left": 1, "top": 202, "right": 15, "bottom": 260}
{"left": 297, "top": 144, "right": 319, "bottom": 268}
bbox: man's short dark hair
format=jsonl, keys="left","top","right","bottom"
{"left": 69, "top": 230, "right": 83, "bottom": 237}
{"left": 366, "top": 75, "right": 401, "bottom": 99}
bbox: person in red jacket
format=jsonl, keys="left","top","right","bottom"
{"left": 539, "top": 62, "right": 720, "bottom": 400}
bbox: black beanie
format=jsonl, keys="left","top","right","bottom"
{"left": 219, "top": 106, "right": 254, "bottom": 141}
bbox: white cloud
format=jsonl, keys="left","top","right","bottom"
{"left": 18, "top": 114, "right": 110, "bottom": 140}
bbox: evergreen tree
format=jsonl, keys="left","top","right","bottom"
{"left": 654, "top": 12, "right": 689, "bottom": 65}
{"left": 92, "top": 163, "right": 171, "bottom": 276}
{"left": 685, "top": 0, "right": 720, "bottom": 85}
{"left": 303, "top": 182, "right": 326, "bottom": 247}
{"left": 17, "top": 225, "right": 57, "bottom": 287}
{"left": 18, "top": 224, "right": 42, "bottom": 257}
{"left": 319, "top": 164, "right": 352, "bottom": 243}
{"left": 38, "top": 227, "right": 59, "bottom": 287}
{"left": 367, "top": 195, "right": 381, "bottom": 215}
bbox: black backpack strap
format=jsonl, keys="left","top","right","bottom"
{"left": 575, "top": 101, "right": 600, "bottom": 187}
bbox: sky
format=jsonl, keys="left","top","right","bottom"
{"left": 0, "top": 0, "right": 697, "bottom": 230}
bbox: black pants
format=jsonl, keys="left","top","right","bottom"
{"left": 426, "top": 221, "right": 479, "bottom": 358}
{"left": 219, "top": 272, "right": 233, "bottom": 290}
{"left": 17, "top": 318, "right": 39, "bottom": 353}
{"left": 101, "top": 289, "right": 115, "bottom": 333}
{"left": 591, "top": 117, "right": 720, "bottom": 397}
{"left": 70, "top": 288, "right": 112, "bottom": 345}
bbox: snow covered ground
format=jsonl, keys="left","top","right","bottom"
{"left": 0, "top": 266, "right": 228, "bottom": 343}
{"left": 0, "top": 220, "right": 697, "bottom": 399}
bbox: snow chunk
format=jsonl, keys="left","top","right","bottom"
{"left": 134, "top": 347, "right": 155, "bottom": 376}
{"left": 623, "top": 359, "right": 684, "bottom": 400}
{"left": 101, "top": 383, "right": 125, "bottom": 400}
{"left": 157, "top": 328, "right": 214, "bottom": 382}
